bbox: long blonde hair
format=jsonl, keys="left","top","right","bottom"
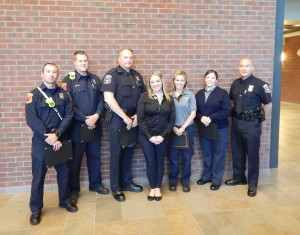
{"left": 147, "top": 71, "right": 171, "bottom": 101}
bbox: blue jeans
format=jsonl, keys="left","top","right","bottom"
{"left": 199, "top": 127, "right": 228, "bottom": 185}
{"left": 139, "top": 133, "right": 169, "bottom": 189}
{"left": 168, "top": 124, "right": 195, "bottom": 185}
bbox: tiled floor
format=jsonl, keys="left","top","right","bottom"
{"left": 1, "top": 102, "right": 300, "bottom": 235}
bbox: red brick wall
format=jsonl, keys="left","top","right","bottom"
{"left": 282, "top": 36, "right": 300, "bottom": 103}
{"left": 0, "top": 0, "right": 276, "bottom": 191}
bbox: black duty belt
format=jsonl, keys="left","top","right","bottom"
{"left": 232, "top": 108, "right": 265, "bottom": 122}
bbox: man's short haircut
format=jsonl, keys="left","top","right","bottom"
{"left": 119, "top": 48, "right": 133, "bottom": 55}
{"left": 42, "top": 63, "right": 59, "bottom": 73}
{"left": 73, "top": 50, "right": 88, "bottom": 60}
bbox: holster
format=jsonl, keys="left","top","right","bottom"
{"left": 104, "top": 103, "right": 113, "bottom": 123}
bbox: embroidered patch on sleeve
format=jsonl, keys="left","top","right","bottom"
{"left": 103, "top": 75, "right": 112, "bottom": 84}
{"left": 61, "top": 82, "right": 67, "bottom": 91}
{"left": 25, "top": 93, "right": 33, "bottom": 104}
{"left": 263, "top": 84, "right": 271, "bottom": 93}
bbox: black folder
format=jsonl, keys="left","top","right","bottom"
{"left": 80, "top": 121, "right": 102, "bottom": 143}
{"left": 45, "top": 140, "right": 73, "bottom": 168}
{"left": 199, "top": 122, "right": 218, "bottom": 140}
{"left": 119, "top": 126, "right": 138, "bottom": 148}
{"left": 169, "top": 131, "right": 190, "bottom": 149}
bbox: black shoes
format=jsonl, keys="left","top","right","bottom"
{"left": 247, "top": 186, "right": 257, "bottom": 197}
{"left": 30, "top": 212, "right": 41, "bottom": 225}
{"left": 112, "top": 191, "right": 126, "bottom": 202}
{"left": 210, "top": 183, "right": 221, "bottom": 191}
{"left": 89, "top": 184, "right": 110, "bottom": 195}
{"left": 147, "top": 195, "right": 155, "bottom": 201}
{"left": 182, "top": 184, "right": 190, "bottom": 192}
{"left": 197, "top": 178, "right": 212, "bottom": 185}
{"left": 70, "top": 194, "right": 78, "bottom": 205}
{"left": 59, "top": 202, "right": 78, "bottom": 213}
{"left": 154, "top": 195, "right": 162, "bottom": 201}
{"left": 121, "top": 183, "right": 143, "bottom": 192}
{"left": 225, "top": 179, "right": 247, "bottom": 186}
{"left": 169, "top": 183, "right": 177, "bottom": 191}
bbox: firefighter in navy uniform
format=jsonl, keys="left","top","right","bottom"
{"left": 225, "top": 58, "right": 272, "bottom": 197}
{"left": 101, "top": 48, "right": 146, "bottom": 202}
{"left": 61, "top": 51, "right": 109, "bottom": 205}
{"left": 25, "top": 63, "right": 78, "bottom": 226}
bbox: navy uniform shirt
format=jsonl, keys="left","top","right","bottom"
{"left": 137, "top": 93, "right": 176, "bottom": 139}
{"left": 195, "top": 86, "right": 231, "bottom": 129}
{"left": 230, "top": 75, "right": 272, "bottom": 114}
{"left": 61, "top": 70, "right": 104, "bottom": 122}
{"left": 101, "top": 65, "right": 146, "bottom": 114}
{"left": 25, "top": 83, "right": 73, "bottom": 144}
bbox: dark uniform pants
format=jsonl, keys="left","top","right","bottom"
{"left": 231, "top": 117, "right": 262, "bottom": 187}
{"left": 69, "top": 122, "right": 101, "bottom": 195}
{"left": 199, "top": 127, "right": 228, "bottom": 185}
{"left": 30, "top": 143, "right": 69, "bottom": 213}
{"left": 107, "top": 116, "right": 135, "bottom": 192}
{"left": 168, "top": 124, "right": 195, "bottom": 185}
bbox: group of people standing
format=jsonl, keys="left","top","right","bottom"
{"left": 25, "top": 48, "right": 272, "bottom": 226}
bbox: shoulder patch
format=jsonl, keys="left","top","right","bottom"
{"left": 263, "top": 84, "right": 271, "bottom": 93}
{"left": 61, "top": 82, "right": 67, "bottom": 91}
{"left": 103, "top": 75, "right": 112, "bottom": 84}
{"left": 26, "top": 93, "right": 33, "bottom": 104}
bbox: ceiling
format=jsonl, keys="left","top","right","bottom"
{"left": 284, "top": 20, "right": 300, "bottom": 37}
{"left": 284, "top": 0, "right": 300, "bottom": 37}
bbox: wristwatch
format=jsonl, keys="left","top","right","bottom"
{"left": 55, "top": 131, "right": 60, "bottom": 138}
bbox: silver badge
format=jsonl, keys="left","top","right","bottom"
{"left": 59, "top": 93, "right": 64, "bottom": 99}
{"left": 248, "top": 85, "right": 254, "bottom": 92}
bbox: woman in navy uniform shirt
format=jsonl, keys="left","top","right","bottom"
{"left": 195, "top": 70, "right": 231, "bottom": 191}
{"left": 137, "top": 71, "right": 175, "bottom": 201}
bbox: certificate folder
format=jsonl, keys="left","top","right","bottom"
{"left": 199, "top": 122, "right": 218, "bottom": 140}
{"left": 80, "top": 122, "right": 102, "bottom": 143}
{"left": 45, "top": 140, "right": 73, "bottom": 168}
{"left": 169, "top": 131, "right": 189, "bottom": 149}
{"left": 119, "top": 126, "right": 138, "bottom": 148}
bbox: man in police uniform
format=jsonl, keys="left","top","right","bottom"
{"left": 225, "top": 58, "right": 272, "bottom": 197}
{"left": 61, "top": 51, "right": 109, "bottom": 204}
{"left": 101, "top": 48, "right": 146, "bottom": 202}
{"left": 25, "top": 63, "right": 78, "bottom": 225}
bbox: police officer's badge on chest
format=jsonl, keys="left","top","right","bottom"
{"left": 248, "top": 85, "right": 254, "bottom": 92}
{"left": 59, "top": 93, "right": 64, "bottom": 99}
